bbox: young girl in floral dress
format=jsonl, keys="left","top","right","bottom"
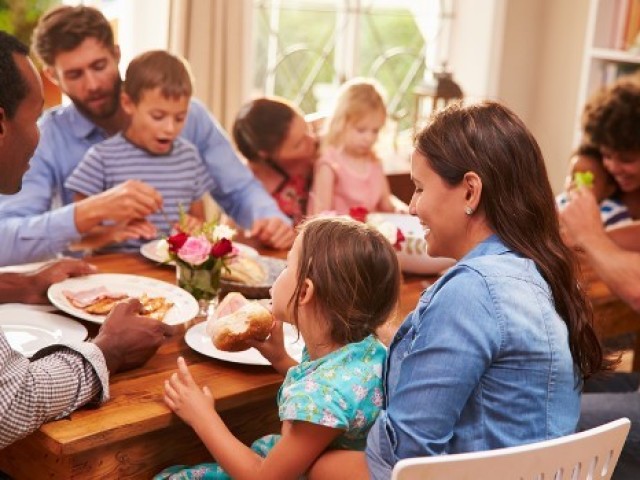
{"left": 155, "top": 216, "right": 401, "bottom": 479}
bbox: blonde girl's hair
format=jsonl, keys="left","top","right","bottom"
{"left": 289, "top": 216, "right": 401, "bottom": 345}
{"left": 324, "top": 78, "right": 387, "bottom": 149}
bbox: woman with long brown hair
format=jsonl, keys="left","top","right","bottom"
{"left": 309, "top": 101, "right": 607, "bottom": 480}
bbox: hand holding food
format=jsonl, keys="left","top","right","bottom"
{"left": 573, "top": 170, "right": 594, "bottom": 189}
{"left": 205, "top": 292, "right": 273, "bottom": 352}
{"left": 93, "top": 298, "right": 175, "bottom": 373}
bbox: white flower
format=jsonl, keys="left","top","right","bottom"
{"left": 155, "top": 238, "right": 170, "bottom": 261}
{"left": 211, "top": 224, "right": 236, "bottom": 242}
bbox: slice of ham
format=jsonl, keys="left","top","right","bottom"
{"left": 211, "top": 292, "right": 250, "bottom": 321}
{"left": 63, "top": 286, "right": 128, "bottom": 309}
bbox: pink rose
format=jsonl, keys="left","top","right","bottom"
{"left": 177, "top": 235, "right": 211, "bottom": 266}
{"left": 211, "top": 238, "right": 233, "bottom": 258}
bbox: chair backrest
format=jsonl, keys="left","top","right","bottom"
{"left": 391, "top": 418, "right": 631, "bottom": 480}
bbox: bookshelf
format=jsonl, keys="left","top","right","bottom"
{"left": 575, "top": 0, "right": 640, "bottom": 141}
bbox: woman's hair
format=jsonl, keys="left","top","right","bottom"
{"left": 324, "top": 78, "right": 387, "bottom": 147}
{"left": 32, "top": 5, "right": 115, "bottom": 67}
{"left": 582, "top": 76, "right": 640, "bottom": 152}
{"left": 290, "top": 216, "right": 401, "bottom": 345}
{"left": 415, "top": 101, "right": 608, "bottom": 379}
{"left": 232, "top": 97, "right": 301, "bottom": 163}
{"left": 124, "top": 50, "right": 193, "bottom": 104}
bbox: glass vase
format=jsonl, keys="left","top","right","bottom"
{"left": 176, "top": 263, "right": 221, "bottom": 317}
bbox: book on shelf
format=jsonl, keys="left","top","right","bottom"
{"left": 612, "top": 0, "right": 631, "bottom": 50}
{"left": 625, "top": 0, "right": 640, "bottom": 50}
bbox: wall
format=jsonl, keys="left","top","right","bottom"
{"left": 448, "top": 0, "right": 589, "bottom": 193}
{"left": 522, "top": 0, "right": 589, "bottom": 193}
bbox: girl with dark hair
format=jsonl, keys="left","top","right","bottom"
{"left": 308, "top": 101, "right": 608, "bottom": 480}
{"left": 232, "top": 97, "right": 318, "bottom": 225}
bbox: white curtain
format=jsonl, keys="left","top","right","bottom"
{"left": 168, "top": 0, "right": 253, "bottom": 131}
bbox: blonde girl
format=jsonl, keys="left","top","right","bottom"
{"left": 155, "top": 216, "right": 401, "bottom": 480}
{"left": 310, "top": 78, "right": 398, "bottom": 215}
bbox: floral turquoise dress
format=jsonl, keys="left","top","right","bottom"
{"left": 155, "top": 335, "right": 386, "bottom": 479}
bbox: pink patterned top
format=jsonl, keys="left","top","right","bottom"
{"left": 315, "top": 146, "right": 386, "bottom": 214}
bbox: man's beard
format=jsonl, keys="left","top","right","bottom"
{"left": 72, "top": 77, "right": 122, "bottom": 121}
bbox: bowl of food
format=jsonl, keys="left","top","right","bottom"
{"left": 220, "top": 255, "right": 287, "bottom": 299}
{"left": 367, "top": 213, "right": 456, "bottom": 275}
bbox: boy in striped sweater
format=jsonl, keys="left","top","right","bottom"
{"left": 65, "top": 50, "right": 213, "bottom": 253}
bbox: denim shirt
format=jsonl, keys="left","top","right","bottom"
{"left": 366, "top": 235, "right": 581, "bottom": 479}
{"left": 0, "top": 99, "right": 289, "bottom": 266}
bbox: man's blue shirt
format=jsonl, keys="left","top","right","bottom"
{"left": 0, "top": 99, "right": 288, "bottom": 265}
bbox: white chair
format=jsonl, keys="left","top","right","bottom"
{"left": 391, "top": 418, "right": 631, "bottom": 480}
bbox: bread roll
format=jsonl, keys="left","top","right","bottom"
{"left": 222, "top": 256, "right": 268, "bottom": 285}
{"left": 206, "top": 294, "right": 273, "bottom": 352}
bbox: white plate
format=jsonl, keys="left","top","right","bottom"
{"left": 140, "top": 239, "right": 259, "bottom": 265}
{"left": 0, "top": 304, "right": 88, "bottom": 357}
{"left": 185, "top": 322, "right": 304, "bottom": 365}
{"left": 47, "top": 273, "right": 199, "bottom": 325}
{"left": 368, "top": 213, "right": 456, "bottom": 275}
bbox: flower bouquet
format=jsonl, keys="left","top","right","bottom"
{"left": 156, "top": 216, "right": 236, "bottom": 316}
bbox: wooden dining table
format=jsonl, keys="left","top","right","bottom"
{"left": 0, "top": 249, "right": 638, "bottom": 479}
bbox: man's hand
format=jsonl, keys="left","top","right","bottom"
{"left": 74, "top": 180, "right": 163, "bottom": 234}
{"left": 71, "top": 220, "right": 157, "bottom": 252}
{"left": 92, "top": 298, "right": 175, "bottom": 373}
{"left": 558, "top": 187, "right": 605, "bottom": 248}
{"left": 249, "top": 217, "right": 295, "bottom": 250}
{"left": 20, "top": 259, "right": 97, "bottom": 304}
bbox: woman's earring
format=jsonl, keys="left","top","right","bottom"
{"left": 465, "top": 206, "right": 474, "bottom": 216}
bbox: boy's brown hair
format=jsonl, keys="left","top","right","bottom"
{"left": 123, "top": 50, "right": 193, "bottom": 104}
{"left": 290, "top": 216, "right": 401, "bottom": 345}
{"left": 32, "top": 5, "right": 115, "bottom": 67}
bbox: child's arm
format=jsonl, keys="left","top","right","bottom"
{"left": 310, "top": 162, "right": 336, "bottom": 215}
{"left": 165, "top": 357, "right": 342, "bottom": 480}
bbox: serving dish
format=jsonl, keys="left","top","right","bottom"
{"left": 368, "top": 213, "right": 456, "bottom": 275}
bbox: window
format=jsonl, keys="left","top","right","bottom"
{"left": 252, "top": 0, "right": 451, "bottom": 136}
